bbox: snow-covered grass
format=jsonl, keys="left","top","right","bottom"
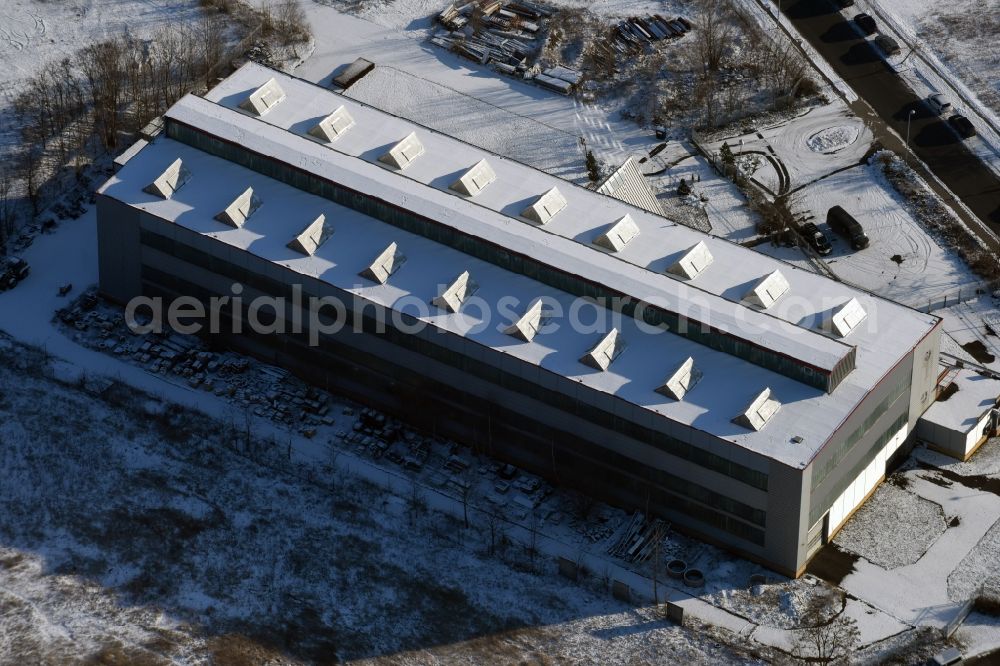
{"left": 766, "top": 161, "right": 980, "bottom": 309}
{"left": 345, "top": 66, "right": 589, "bottom": 183}
{"left": 834, "top": 481, "right": 947, "bottom": 570}
{"left": 0, "top": 335, "right": 766, "bottom": 664}
{"left": 0, "top": 0, "right": 203, "bottom": 155}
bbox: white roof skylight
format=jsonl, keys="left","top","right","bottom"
{"left": 359, "top": 242, "right": 406, "bottom": 284}
{"left": 432, "top": 271, "right": 478, "bottom": 313}
{"left": 825, "top": 297, "right": 868, "bottom": 338}
{"left": 593, "top": 214, "right": 640, "bottom": 252}
{"left": 450, "top": 159, "right": 497, "bottom": 197}
{"left": 667, "top": 241, "right": 714, "bottom": 280}
{"left": 143, "top": 158, "right": 190, "bottom": 199}
{"left": 521, "top": 187, "right": 567, "bottom": 225}
{"left": 733, "top": 388, "right": 781, "bottom": 431}
{"left": 744, "top": 270, "right": 790, "bottom": 309}
{"left": 308, "top": 106, "right": 355, "bottom": 142}
{"left": 238, "top": 78, "right": 286, "bottom": 116}
{"left": 379, "top": 132, "right": 425, "bottom": 170}
{"left": 656, "top": 356, "right": 702, "bottom": 401}
{"left": 580, "top": 328, "right": 625, "bottom": 371}
{"left": 287, "top": 214, "right": 333, "bottom": 256}
{"left": 214, "top": 187, "right": 261, "bottom": 228}
{"left": 504, "top": 299, "right": 547, "bottom": 342}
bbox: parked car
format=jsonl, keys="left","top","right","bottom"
{"left": 926, "top": 93, "right": 952, "bottom": 115}
{"left": 948, "top": 114, "right": 977, "bottom": 138}
{"left": 854, "top": 13, "right": 877, "bottom": 35}
{"left": 0, "top": 256, "right": 29, "bottom": 291}
{"left": 834, "top": 0, "right": 855, "bottom": 8}
{"left": 827, "top": 206, "right": 869, "bottom": 250}
{"left": 874, "top": 35, "right": 900, "bottom": 56}
{"left": 800, "top": 222, "right": 832, "bottom": 256}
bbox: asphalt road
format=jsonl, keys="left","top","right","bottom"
{"left": 782, "top": 0, "right": 1000, "bottom": 230}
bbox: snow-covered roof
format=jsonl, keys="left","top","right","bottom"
{"left": 596, "top": 156, "right": 663, "bottom": 216}
{"left": 921, "top": 369, "right": 1000, "bottom": 434}
{"left": 97, "top": 63, "right": 942, "bottom": 467}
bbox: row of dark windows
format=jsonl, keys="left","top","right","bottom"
{"left": 139, "top": 230, "right": 771, "bottom": 492}
{"left": 166, "top": 120, "right": 841, "bottom": 393}
{"left": 140, "top": 261, "right": 769, "bottom": 544}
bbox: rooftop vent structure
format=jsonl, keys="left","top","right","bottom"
{"left": 287, "top": 214, "right": 333, "bottom": 256}
{"left": 667, "top": 241, "right": 714, "bottom": 280}
{"left": 521, "top": 187, "right": 567, "bottom": 225}
{"left": 824, "top": 297, "right": 868, "bottom": 338}
{"left": 450, "top": 159, "right": 496, "bottom": 197}
{"left": 744, "top": 270, "right": 790, "bottom": 309}
{"left": 432, "top": 271, "right": 478, "bottom": 313}
{"left": 214, "top": 187, "right": 261, "bottom": 228}
{"left": 504, "top": 299, "right": 547, "bottom": 342}
{"left": 379, "top": 132, "right": 425, "bottom": 170}
{"left": 733, "top": 388, "right": 781, "bottom": 431}
{"left": 308, "top": 106, "right": 355, "bottom": 142}
{"left": 143, "top": 158, "right": 190, "bottom": 199}
{"left": 238, "top": 78, "right": 286, "bottom": 116}
{"left": 359, "top": 242, "right": 405, "bottom": 284}
{"left": 594, "top": 214, "right": 640, "bottom": 252}
{"left": 580, "top": 328, "right": 625, "bottom": 371}
{"left": 656, "top": 357, "right": 702, "bottom": 401}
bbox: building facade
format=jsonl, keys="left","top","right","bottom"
{"left": 97, "top": 64, "right": 942, "bottom": 576}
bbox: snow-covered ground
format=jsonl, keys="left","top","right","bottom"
{"left": 834, "top": 481, "right": 947, "bottom": 570}
{"left": 759, "top": 161, "right": 979, "bottom": 309}
{"left": 0, "top": 0, "right": 203, "bottom": 154}
{"left": 0, "top": 335, "right": 771, "bottom": 664}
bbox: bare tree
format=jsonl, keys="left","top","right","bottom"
{"left": 793, "top": 604, "right": 860, "bottom": 664}
{"left": 692, "top": 0, "right": 733, "bottom": 74}
{"left": 0, "top": 167, "right": 14, "bottom": 254}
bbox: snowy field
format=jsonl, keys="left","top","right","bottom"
{"left": 759, "top": 162, "right": 979, "bottom": 308}
{"left": 0, "top": 337, "right": 766, "bottom": 664}
{"left": 0, "top": 0, "right": 202, "bottom": 154}
{"left": 834, "top": 481, "right": 947, "bottom": 570}
{"left": 345, "top": 66, "right": 589, "bottom": 183}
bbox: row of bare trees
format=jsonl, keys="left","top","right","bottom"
{"left": 2, "top": 0, "right": 308, "bottom": 249}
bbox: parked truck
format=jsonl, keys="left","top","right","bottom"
{"left": 827, "top": 206, "right": 870, "bottom": 250}
{"left": 0, "top": 256, "right": 29, "bottom": 291}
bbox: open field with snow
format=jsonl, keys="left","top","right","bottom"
{"left": 757, "top": 161, "right": 980, "bottom": 308}
{"left": 0, "top": 0, "right": 202, "bottom": 154}
{"left": 0, "top": 335, "right": 769, "bottom": 665}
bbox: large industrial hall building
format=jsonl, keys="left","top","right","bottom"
{"left": 97, "top": 63, "right": 942, "bottom": 576}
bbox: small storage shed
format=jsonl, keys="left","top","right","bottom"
{"left": 917, "top": 368, "right": 1000, "bottom": 460}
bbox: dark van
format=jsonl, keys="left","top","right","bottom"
{"left": 827, "top": 206, "right": 870, "bottom": 250}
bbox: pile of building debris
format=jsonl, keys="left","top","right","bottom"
{"left": 432, "top": 0, "right": 585, "bottom": 94}
{"left": 613, "top": 15, "right": 691, "bottom": 54}
{"left": 55, "top": 291, "right": 335, "bottom": 436}
{"left": 608, "top": 512, "right": 669, "bottom": 563}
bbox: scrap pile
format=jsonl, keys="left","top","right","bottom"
{"left": 608, "top": 511, "right": 669, "bottom": 562}
{"left": 433, "top": 0, "right": 576, "bottom": 88}
{"left": 613, "top": 15, "right": 691, "bottom": 53}
{"left": 56, "top": 291, "right": 335, "bottom": 436}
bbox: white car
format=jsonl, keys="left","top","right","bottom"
{"left": 926, "top": 93, "right": 952, "bottom": 115}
